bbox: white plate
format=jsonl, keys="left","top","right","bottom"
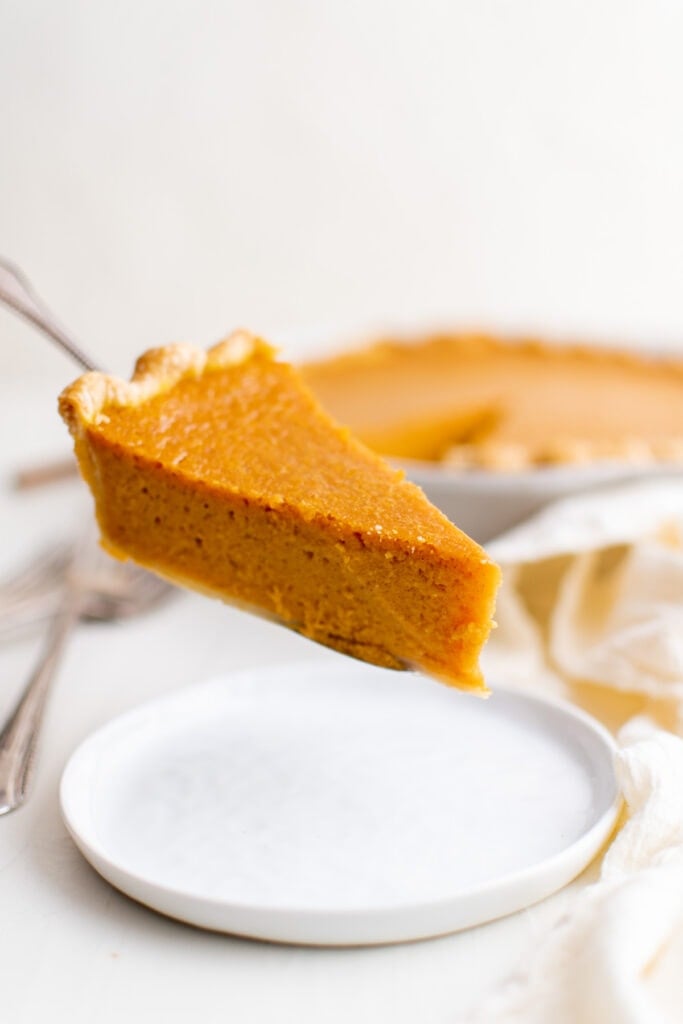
{"left": 60, "top": 661, "right": 620, "bottom": 946}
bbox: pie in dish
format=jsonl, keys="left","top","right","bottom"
{"left": 59, "top": 333, "right": 500, "bottom": 691}
{"left": 301, "top": 334, "right": 683, "bottom": 470}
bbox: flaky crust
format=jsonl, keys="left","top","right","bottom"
{"left": 59, "top": 331, "right": 272, "bottom": 433}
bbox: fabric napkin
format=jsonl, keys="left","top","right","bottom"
{"left": 484, "top": 478, "right": 683, "bottom": 724}
{"left": 462, "top": 477, "right": 683, "bottom": 1023}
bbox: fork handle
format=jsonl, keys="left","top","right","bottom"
{"left": 0, "top": 595, "right": 81, "bottom": 815}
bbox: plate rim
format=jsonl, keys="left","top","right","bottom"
{"left": 60, "top": 662, "right": 622, "bottom": 944}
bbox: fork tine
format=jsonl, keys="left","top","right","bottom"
{"left": 1, "top": 535, "right": 175, "bottom": 636}
{"left": 0, "top": 543, "right": 73, "bottom": 606}
{"left": 72, "top": 539, "right": 175, "bottom": 617}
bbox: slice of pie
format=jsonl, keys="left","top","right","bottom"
{"left": 59, "top": 333, "right": 500, "bottom": 691}
{"left": 301, "top": 334, "right": 683, "bottom": 469}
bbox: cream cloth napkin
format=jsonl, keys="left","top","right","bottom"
{"left": 462, "top": 478, "right": 683, "bottom": 1023}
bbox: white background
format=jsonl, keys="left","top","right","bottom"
{"left": 3, "top": 0, "right": 683, "bottom": 379}
{"left": 2, "top": 4, "right": 683, "bottom": 1022}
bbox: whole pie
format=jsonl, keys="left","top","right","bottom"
{"left": 59, "top": 333, "right": 500, "bottom": 691}
{"left": 301, "top": 333, "right": 683, "bottom": 470}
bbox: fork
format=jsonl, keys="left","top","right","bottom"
{"left": 0, "top": 536, "right": 171, "bottom": 815}
{"left": 0, "top": 542, "right": 168, "bottom": 638}
{"left": 0, "top": 543, "right": 73, "bottom": 614}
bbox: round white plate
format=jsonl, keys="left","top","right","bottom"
{"left": 60, "top": 661, "right": 620, "bottom": 946}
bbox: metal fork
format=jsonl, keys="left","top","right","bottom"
{"left": 0, "top": 543, "right": 73, "bottom": 612}
{"left": 0, "top": 537, "right": 172, "bottom": 815}
{"left": 0, "top": 542, "right": 168, "bottom": 638}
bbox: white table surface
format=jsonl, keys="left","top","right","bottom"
{"left": 1, "top": 375, "right": 682, "bottom": 1024}
{"left": 4, "top": 4, "right": 683, "bottom": 1016}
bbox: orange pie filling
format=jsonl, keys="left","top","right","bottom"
{"left": 301, "top": 334, "right": 683, "bottom": 469}
{"left": 59, "top": 334, "right": 500, "bottom": 691}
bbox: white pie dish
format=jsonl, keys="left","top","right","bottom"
{"left": 401, "top": 457, "right": 683, "bottom": 543}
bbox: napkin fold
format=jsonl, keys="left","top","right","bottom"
{"left": 484, "top": 478, "right": 683, "bottom": 723}
{"left": 465, "top": 477, "right": 683, "bottom": 1023}
{"left": 462, "top": 720, "right": 683, "bottom": 1024}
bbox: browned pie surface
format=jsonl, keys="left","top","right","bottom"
{"left": 59, "top": 334, "right": 500, "bottom": 690}
{"left": 301, "top": 334, "right": 683, "bottom": 468}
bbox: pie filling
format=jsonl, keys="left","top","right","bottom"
{"left": 60, "top": 333, "right": 500, "bottom": 690}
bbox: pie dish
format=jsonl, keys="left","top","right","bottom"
{"left": 301, "top": 333, "right": 683, "bottom": 470}
{"left": 59, "top": 332, "right": 500, "bottom": 691}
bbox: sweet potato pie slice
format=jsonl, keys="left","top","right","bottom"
{"left": 59, "top": 333, "right": 500, "bottom": 691}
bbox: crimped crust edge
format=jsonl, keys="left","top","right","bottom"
{"left": 58, "top": 331, "right": 272, "bottom": 433}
